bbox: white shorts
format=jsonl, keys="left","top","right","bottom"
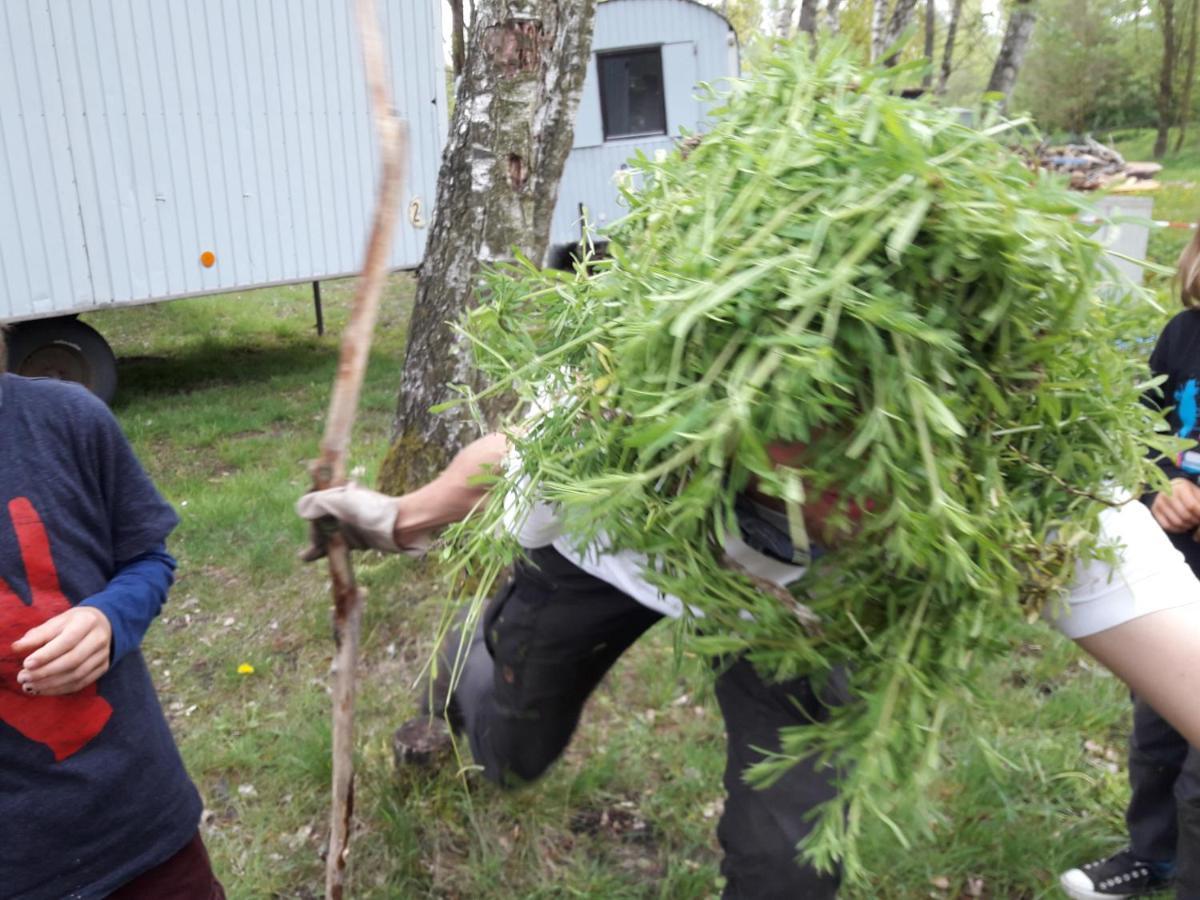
{"left": 1049, "top": 500, "right": 1200, "bottom": 639}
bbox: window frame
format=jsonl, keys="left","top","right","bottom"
{"left": 596, "top": 45, "right": 668, "bottom": 142}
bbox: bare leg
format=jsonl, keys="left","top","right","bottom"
{"left": 1077, "top": 604, "right": 1200, "bottom": 748}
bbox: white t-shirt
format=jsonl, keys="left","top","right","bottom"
{"left": 506, "top": 480, "right": 1200, "bottom": 637}
{"left": 503, "top": 495, "right": 806, "bottom": 618}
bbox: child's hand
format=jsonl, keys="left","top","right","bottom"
{"left": 0, "top": 497, "right": 113, "bottom": 759}
{"left": 1151, "top": 478, "right": 1200, "bottom": 533}
{"left": 12, "top": 607, "right": 112, "bottom": 696}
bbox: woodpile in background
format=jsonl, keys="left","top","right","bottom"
{"left": 1020, "top": 137, "right": 1161, "bottom": 191}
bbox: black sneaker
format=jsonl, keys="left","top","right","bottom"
{"left": 1059, "top": 849, "right": 1172, "bottom": 899}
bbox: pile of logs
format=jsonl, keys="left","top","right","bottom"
{"left": 1022, "top": 138, "right": 1162, "bottom": 191}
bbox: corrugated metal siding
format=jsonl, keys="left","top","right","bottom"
{"left": 0, "top": 2, "right": 93, "bottom": 320}
{"left": 0, "top": 0, "right": 446, "bottom": 322}
{"left": 553, "top": 138, "right": 677, "bottom": 244}
{"left": 662, "top": 42, "right": 699, "bottom": 134}
{"left": 573, "top": 56, "right": 604, "bottom": 149}
{"left": 551, "top": 0, "right": 736, "bottom": 246}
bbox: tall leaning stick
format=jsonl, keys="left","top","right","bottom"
{"left": 314, "top": 2, "right": 407, "bottom": 897}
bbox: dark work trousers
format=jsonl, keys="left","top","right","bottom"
{"left": 1126, "top": 529, "right": 1200, "bottom": 899}
{"left": 450, "top": 545, "right": 851, "bottom": 900}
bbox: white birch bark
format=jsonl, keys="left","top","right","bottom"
{"left": 385, "top": 0, "right": 598, "bottom": 491}
{"left": 775, "top": 0, "right": 797, "bottom": 36}
{"left": 826, "top": 0, "right": 843, "bottom": 34}
{"left": 872, "top": 0, "right": 891, "bottom": 61}
{"left": 880, "top": 0, "right": 919, "bottom": 65}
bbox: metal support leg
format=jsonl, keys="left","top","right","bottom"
{"left": 313, "top": 281, "right": 325, "bottom": 336}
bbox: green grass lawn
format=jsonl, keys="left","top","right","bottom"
{"left": 81, "top": 262, "right": 1158, "bottom": 899}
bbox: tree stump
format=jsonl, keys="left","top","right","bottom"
{"left": 392, "top": 715, "right": 454, "bottom": 769}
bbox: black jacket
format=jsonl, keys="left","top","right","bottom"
{"left": 1145, "top": 310, "right": 1200, "bottom": 485}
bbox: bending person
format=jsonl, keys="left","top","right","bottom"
{"left": 299, "top": 430, "right": 1200, "bottom": 900}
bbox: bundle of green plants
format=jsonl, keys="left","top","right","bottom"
{"left": 441, "top": 42, "right": 1171, "bottom": 877}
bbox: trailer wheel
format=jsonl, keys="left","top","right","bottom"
{"left": 5, "top": 318, "right": 118, "bottom": 405}
{"left": 547, "top": 240, "right": 610, "bottom": 273}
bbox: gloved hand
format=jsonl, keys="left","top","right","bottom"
{"left": 295, "top": 484, "right": 432, "bottom": 561}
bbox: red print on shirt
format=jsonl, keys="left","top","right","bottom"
{"left": 0, "top": 498, "right": 112, "bottom": 761}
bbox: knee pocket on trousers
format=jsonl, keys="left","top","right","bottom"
{"left": 483, "top": 578, "right": 549, "bottom": 706}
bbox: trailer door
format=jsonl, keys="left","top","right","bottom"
{"left": 662, "top": 42, "right": 698, "bottom": 137}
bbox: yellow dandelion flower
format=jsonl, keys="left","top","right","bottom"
{"left": 237, "top": 663, "right": 255, "bottom": 675}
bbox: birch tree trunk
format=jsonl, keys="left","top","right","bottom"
{"left": 936, "top": 0, "right": 965, "bottom": 95}
{"left": 382, "top": 0, "right": 597, "bottom": 492}
{"left": 1174, "top": 0, "right": 1197, "bottom": 152}
{"left": 826, "top": 0, "right": 843, "bottom": 33}
{"left": 775, "top": 0, "right": 797, "bottom": 36}
{"left": 872, "top": 0, "right": 891, "bottom": 61}
{"left": 1154, "top": 0, "right": 1178, "bottom": 158}
{"left": 986, "top": 0, "right": 1037, "bottom": 102}
{"left": 885, "top": 0, "right": 920, "bottom": 46}
{"left": 870, "top": 0, "right": 918, "bottom": 67}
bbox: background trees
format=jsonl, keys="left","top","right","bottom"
{"left": 986, "top": 0, "right": 1037, "bottom": 101}
{"left": 707, "top": 0, "right": 1198, "bottom": 154}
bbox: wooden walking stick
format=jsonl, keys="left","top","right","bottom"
{"left": 312, "top": 1, "right": 407, "bottom": 896}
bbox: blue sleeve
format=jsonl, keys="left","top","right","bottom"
{"left": 79, "top": 543, "right": 177, "bottom": 664}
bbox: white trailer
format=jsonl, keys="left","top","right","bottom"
{"left": 550, "top": 0, "right": 738, "bottom": 254}
{"left": 1, "top": 0, "right": 736, "bottom": 401}
{"left": 0, "top": 0, "right": 446, "bottom": 401}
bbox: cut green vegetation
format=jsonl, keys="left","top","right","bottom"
{"left": 452, "top": 43, "right": 1177, "bottom": 878}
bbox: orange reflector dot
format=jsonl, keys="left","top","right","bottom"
{"left": 200, "top": 251, "right": 216, "bottom": 268}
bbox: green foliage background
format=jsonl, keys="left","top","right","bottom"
{"left": 1012, "top": 0, "right": 1185, "bottom": 136}
{"left": 707, "top": 0, "right": 1194, "bottom": 141}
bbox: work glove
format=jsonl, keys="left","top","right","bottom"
{"left": 295, "top": 484, "right": 431, "bottom": 561}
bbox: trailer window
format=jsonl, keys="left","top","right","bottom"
{"left": 598, "top": 47, "right": 667, "bottom": 140}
